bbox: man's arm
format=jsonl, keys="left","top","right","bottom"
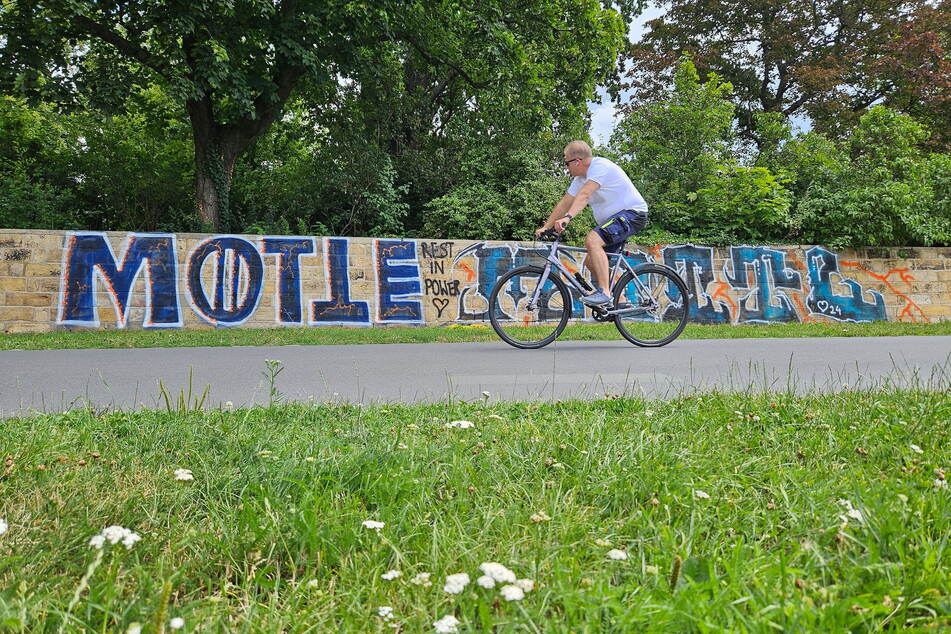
{"left": 551, "top": 181, "right": 600, "bottom": 232}
{"left": 536, "top": 193, "right": 575, "bottom": 235}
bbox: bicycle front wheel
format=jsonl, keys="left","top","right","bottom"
{"left": 488, "top": 265, "right": 573, "bottom": 349}
{"left": 612, "top": 265, "right": 690, "bottom": 347}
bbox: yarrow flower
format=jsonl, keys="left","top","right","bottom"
{"left": 445, "top": 420, "right": 475, "bottom": 429}
{"left": 362, "top": 520, "right": 385, "bottom": 531}
{"left": 694, "top": 490, "right": 711, "bottom": 500}
{"left": 381, "top": 569, "right": 401, "bottom": 581}
{"left": 410, "top": 572, "right": 432, "bottom": 586}
{"left": 443, "top": 572, "right": 470, "bottom": 594}
{"left": 479, "top": 562, "right": 516, "bottom": 583}
{"left": 499, "top": 584, "right": 525, "bottom": 601}
{"left": 433, "top": 614, "right": 460, "bottom": 633}
{"left": 935, "top": 478, "right": 948, "bottom": 489}
{"left": 0, "top": 518, "right": 7, "bottom": 537}
{"left": 126, "top": 624, "right": 142, "bottom": 634}
{"left": 378, "top": 606, "right": 394, "bottom": 620}
{"left": 910, "top": 444, "right": 924, "bottom": 454}
{"left": 606, "top": 549, "right": 628, "bottom": 560}
{"left": 173, "top": 468, "right": 194, "bottom": 481}
{"left": 530, "top": 511, "right": 551, "bottom": 523}
{"left": 169, "top": 617, "right": 184, "bottom": 630}
{"left": 476, "top": 575, "right": 495, "bottom": 588}
{"left": 514, "top": 578, "right": 535, "bottom": 592}
{"left": 89, "top": 525, "right": 141, "bottom": 550}
{"left": 837, "top": 499, "right": 865, "bottom": 524}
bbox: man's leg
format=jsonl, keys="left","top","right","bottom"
{"left": 584, "top": 230, "right": 610, "bottom": 295}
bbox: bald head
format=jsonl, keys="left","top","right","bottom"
{"left": 564, "top": 141, "right": 593, "bottom": 160}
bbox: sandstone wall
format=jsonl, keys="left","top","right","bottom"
{"left": 1, "top": 229, "right": 948, "bottom": 333}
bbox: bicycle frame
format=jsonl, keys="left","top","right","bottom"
{"left": 526, "top": 234, "right": 664, "bottom": 318}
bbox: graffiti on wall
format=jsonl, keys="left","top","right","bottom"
{"left": 56, "top": 232, "right": 905, "bottom": 329}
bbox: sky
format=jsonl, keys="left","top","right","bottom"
{"left": 588, "top": 4, "right": 666, "bottom": 146}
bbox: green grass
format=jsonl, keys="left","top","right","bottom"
{"left": 3, "top": 320, "right": 951, "bottom": 350}
{"left": 1, "top": 391, "right": 949, "bottom": 631}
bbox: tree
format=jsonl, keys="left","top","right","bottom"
{"left": 625, "top": 0, "right": 951, "bottom": 144}
{"left": 1, "top": 0, "right": 630, "bottom": 230}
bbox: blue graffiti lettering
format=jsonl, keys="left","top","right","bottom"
{"left": 310, "top": 238, "right": 370, "bottom": 325}
{"left": 376, "top": 239, "right": 423, "bottom": 323}
{"left": 262, "top": 237, "right": 316, "bottom": 325}
{"left": 724, "top": 246, "right": 802, "bottom": 323}
{"left": 806, "top": 247, "right": 886, "bottom": 322}
{"left": 58, "top": 232, "right": 181, "bottom": 328}
{"left": 663, "top": 245, "right": 732, "bottom": 324}
{"left": 186, "top": 236, "right": 264, "bottom": 326}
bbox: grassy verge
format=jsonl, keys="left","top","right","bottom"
{"left": 1, "top": 391, "right": 948, "bottom": 631}
{"left": 3, "top": 320, "right": 951, "bottom": 350}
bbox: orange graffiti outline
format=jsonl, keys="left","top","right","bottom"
{"left": 840, "top": 261, "right": 926, "bottom": 323}
{"left": 459, "top": 262, "right": 476, "bottom": 282}
{"left": 711, "top": 281, "right": 738, "bottom": 314}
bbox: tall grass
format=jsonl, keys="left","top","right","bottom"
{"left": 0, "top": 391, "right": 948, "bottom": 631}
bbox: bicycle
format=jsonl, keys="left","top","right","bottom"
{"left": 488, "top": 229, "right": 691, "bottom": 349}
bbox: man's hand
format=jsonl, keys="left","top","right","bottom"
{"left": 534, "top": 225, "right": 549, "bottom": 237}
{"left": 553, "top": 216, "right": 570, "bottom": 232}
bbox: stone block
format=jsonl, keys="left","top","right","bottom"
{"left": 0, "top": 277, "right": 26, "bottom": 292}
{"left": 27, "top": 277, "right": 59, "bottom": 292}
{"left": 13, "top": 292, "right": 54, "bottom": 307}
{"left": 25, "top": 263, "right": 60, "bottom": 278}
{"left": 0, "top": 307, "right": 33, "bottom": 321}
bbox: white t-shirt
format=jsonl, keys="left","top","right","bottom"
{"left": 567, "top": 157, "right": 647, "bottom": 224}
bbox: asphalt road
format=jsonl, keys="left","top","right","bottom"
{"left": 2, "top": 336, "right": 950, "bottom": 415}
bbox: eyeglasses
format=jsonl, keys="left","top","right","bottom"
{"left": 563, "top": 158, "right": 581, "bottom": 167}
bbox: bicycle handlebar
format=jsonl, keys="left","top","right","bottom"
{"left": 536, "top": 228, "right": 563, "bottom": 242}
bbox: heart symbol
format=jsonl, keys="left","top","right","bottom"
{"left": 432, "top": 297, "right": 450, "bottom": 318}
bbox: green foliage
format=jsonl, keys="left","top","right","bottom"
{"left": 694, "top": 165, "right": 792, "bottom": 243}
{"left": 794, "top": 107, "right": 950, "bottom": 247}
{"left": 421, "top": 145, "right": 577, "bottom": 242}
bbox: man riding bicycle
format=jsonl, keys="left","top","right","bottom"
{"left": 535, "top": 140, "right": 648, "bottom": 307}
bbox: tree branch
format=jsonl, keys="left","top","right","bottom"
{"left": 72, "top": 14, "right": 175, "bottom": 82}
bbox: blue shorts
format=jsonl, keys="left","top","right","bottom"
{"left": 595, "top": 210, "right": 648, "bottom": 253}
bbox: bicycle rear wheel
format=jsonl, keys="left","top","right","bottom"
{"left": 488, "top": 265, "right": 573, "bottom": 349}
{"left": 612, "top": 264, "right": 690, "bottom": 347}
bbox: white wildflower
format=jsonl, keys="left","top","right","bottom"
{"left": 381, "top": 569, "right": 401, "bottom": 581}
{"left": 126, "top": 624, "right": 142, "bottom": 634}
{"left": 445, "top": 420, "right": 474, "bottom": 429}
{"left": 433, "top": 614, "right": 460, "bottom": 633}
{"left": 694, "top": 489, "right": 710, "bottom": 500}
{"left": 90, "top": 526, "right": 141, "bottom": 550}
{"left": 838, "top": 499, "right": 864, "bottom": 523}
{"left": 935, "top": 478, "right": 948, "bottom": 489}
{"left": 476, "top": 575, "right": 495, "bottom": 588}
{"left": 645, "top": 565, "right": 659, "bottom": 575}
{"left": 530, "top": 511, "right": 551, "bottom": 523}
{"left": 362, "top": 520, "right": 385, "bottom": 531}
{"left": 910, "top": 444, "right": 924, "bottom": 454}
{"left": 305, "top": 456, "right": 316, "bottom": 463}
{"left": 499, "top": 584, "right": 525, "bottom": 601}
{"left": 173, "top": 468, "right": 194, "bottom": 481}
{"left": 443, "top": 572, "right": 470, "bottom": 594}
{"left": 306, "top": 579, "right": 321, "bottom": 589}
{"left": 897, "top": 494, "right": 909, "bottom": 503}
{"left": 0, "top": 518, "right": 7, "bottom": 536}
{"left": 594, "top": 538, "right": 612, "bottom": 547}
{"left": 514, "top": 578, "right": 534, "bottom": 592}
{"left": 410, "top": 572, "right": 432, "bottom": 586}
{"left": 482, "top": 391, "right": 491, "bottom": 398}
{"left": 169, "top": 617, "right": 184, "bottom": 630}
{"left": 606, "top": 549, "right": 628, "bottom": 560}
{"left": 479, "top": 562, "right": 516, "bottom": 583}
{"left": 378, "top": 606, "right": 394, "bottom": 620}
